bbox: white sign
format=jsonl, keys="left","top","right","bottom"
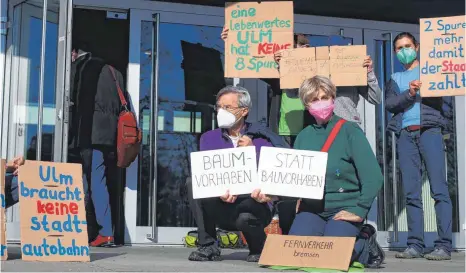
{"left": 190, "top": 146, "right": 258, "bottom": 199}
{"left": 258, "top": 147, "right": 328, "bottom": 200}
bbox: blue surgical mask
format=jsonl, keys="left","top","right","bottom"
{"left": 396, "top": 47, "right": 417, "bottom": 65}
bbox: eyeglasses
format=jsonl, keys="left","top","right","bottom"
{"left": 215, "top": 105, "right": 243, "bottom": 112}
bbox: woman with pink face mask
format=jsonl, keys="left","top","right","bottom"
{"left": 288, "top": 76, "right": 384, "bottom": 266}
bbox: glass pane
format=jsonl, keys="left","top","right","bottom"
{"left": 8, "top": 2, "right": 59, "bottom": 162}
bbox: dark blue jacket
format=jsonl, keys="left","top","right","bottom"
{"left": 385, "top": 79, "right": 447, "bottom": 135}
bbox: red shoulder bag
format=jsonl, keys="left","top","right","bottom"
{"left": 109, "top": 66, "right": 142, "bottom": 168}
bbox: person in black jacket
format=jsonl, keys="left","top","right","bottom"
{"left": 70, "top": 41, "right": 126, "bottom": 247}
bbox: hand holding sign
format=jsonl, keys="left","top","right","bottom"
{"left": 221, "top": 26, "right": 229, "bottom": 40}
{"left": 220, "top": 190, "right": 238, "bottom": 203}
{"left": 409, "top": 80, "right": 422, "bottom": 97}
{"left": 251, "top": 189, "right": 274, "bottom": 203}
{"left": 363, "top": 55, "right": 373, "bottom": 73}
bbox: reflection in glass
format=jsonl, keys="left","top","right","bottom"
{"left": 136, "top": 22, "right": 228, "bottom": 227}
{"left": 11, "top": 6, "right": 59, "bottom": 161}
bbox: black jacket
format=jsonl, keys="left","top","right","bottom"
{"left": 69, "top": 53, "right": 127, "bottom": 149}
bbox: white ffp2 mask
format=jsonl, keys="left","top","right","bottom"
{"left": 216, "top": 108, "right": 238, "bottom": 129}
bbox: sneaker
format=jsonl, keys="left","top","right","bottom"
{"left": 395, "top": 247, "right": 423, "bottom": 259}
{"left": 188, "top": 245, "right": 222, "bottom": 261}
{"left": 424, "top": 248, "right": 451, "bottom": 261}
{"left": 246, "top": 254, "right": 261, "bottom": 262}
{"left": 90, "top": 235, "right": 114, "bottom": 247}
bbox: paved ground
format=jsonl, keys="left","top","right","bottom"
{"left": 1, "top": 245, "right": 465, "bottom": 272}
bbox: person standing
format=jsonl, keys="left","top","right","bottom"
{"left": 385, "top": 32, "right": 452, "bottom": 261}
{"left": 70, "top": 41, "right": 127, "bottom": 247}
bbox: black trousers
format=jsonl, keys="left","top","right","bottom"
{"left": 276, "top": 199, "right": 298, "bottom": 235}
{"left": 187, "top": 181, "right": 271, "bottom": 254}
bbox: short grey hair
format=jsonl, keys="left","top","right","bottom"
{"left": 216, "top": 85, "right": 252, "bottom": 109}
{"left": 299, "top": 76, "right": 336, "bottom": 106}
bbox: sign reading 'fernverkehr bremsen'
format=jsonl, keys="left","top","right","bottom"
{"left": 190, "top": 146, "right": 258, "bottom": 199}
{"left": 258, "top": 147, "right": 328, "bottom": 200}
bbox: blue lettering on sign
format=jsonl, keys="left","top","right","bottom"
{"left": 39, "top": 165, "right": 73, "bottom": 186}
{"left": 436, "top": 19, "right": 466, "bottom": 35}
{"left": 20, "top": 182, "right": 82, "bottom": 201}
{"left": 29, "top": 215, "right": 86, "bottom": 233}
{"left": 22, "top": 238, "right": 89, "bottom": 257}
{"left": 428, "top": 73, "right": 466, "bottom": 90}
{"left": 1, "top": 245, "right": 7, "bottom": 257}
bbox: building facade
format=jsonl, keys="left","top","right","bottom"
{"left": 0, "top": 0, "right": 464, "bottom": 249}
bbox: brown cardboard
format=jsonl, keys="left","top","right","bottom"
{"left": 329, "top": 45, "right": 367, "bottom": 86}
{"left": 1, "top": 159, "right": 7, "bottom": 261}
{"left": 420, "top": 16, "right": 465, "bottom": 97}
{"left": 225, "top": 1, "right": 294, "bottom": 78}
{"left": 259, "top": 234, "right": 355, "bottom": 271}
{"left": 279, "top": 48, "right": 317, "bottom": 89}
{"left": 18, "top": 161, "right": 90, "bottom": 262}
{"left": 279, "top": 45, "right": 367, "bottom": 88}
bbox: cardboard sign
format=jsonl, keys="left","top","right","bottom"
{"left": 18, "top": 161, "right": 89, "bottom": 262}
{"left": 259, "top": 234, "right": 356, "bottom": 271}
{"left": 420, "top": 16, "right": 466, "bottom": 97}
{"left": 225, "top": 1, "right": 294, "bottom": 78}
{"left": 258, "top": 147, "right": 327, "bottom": 200}
{"left": 279, "top": 45, "right": 368, "bottom": 89}
{"left": 1, "top": 159, "right": 7, "bottom": 261}
{"left": 190, "top": 146, "right": 258, "bottom": 199}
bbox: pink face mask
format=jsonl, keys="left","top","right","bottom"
{"left": 308, "top": 99, "right": 335, "bottom": 124}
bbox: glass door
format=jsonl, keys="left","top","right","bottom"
{"left": 3, "top": 0, "right": 60, "bottom": 241}
{"left": 364, "top": 29, "right": 463, "bottom": 249}
{"left": 127, "top": 9, "right": 230, "bottom": 244}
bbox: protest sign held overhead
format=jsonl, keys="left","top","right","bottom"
{"left": 258, "top": 147, "right": 327, "bottom": 200}
{"left": 18, "top": 161, "right": 89, "bottom": 262}
{"left": 225, "top": 1, "right": 294, "bottom": 78}
{"left": 279, "top": 45, "right": 367, "bottom": 89}
{"left": 1, "top": 159, "right": 7, "bottom": 261}
{"left": 420, "top": 15, "right": 465, "bottom": 97}
{"left": 259, "top": 234, "right": 355, "bottom": 271}
{"left": 190, "top": 146, "right": 258, "bottom": 199}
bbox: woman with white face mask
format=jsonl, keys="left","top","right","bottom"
{"left": 385, "top": 33, "right": 452, "bottom": 261}
{"left": 186, "top": 86, "right": 287, "bottom": 263}
{"left": 259, "top": 75, "right": 384, "bottom": 267}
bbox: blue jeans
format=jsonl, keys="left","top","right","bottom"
{"left": 289, "top": 212, "right": 365, "bottom": 263}
{"left": 398, "top": 127, "right": 452, "bottom": 253}
{"left": 81, "top": 149, "right": 113, "bottom": 237}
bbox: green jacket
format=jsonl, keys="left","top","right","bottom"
{"left": 294, "top": 116, "right": 383, "bottom": 219}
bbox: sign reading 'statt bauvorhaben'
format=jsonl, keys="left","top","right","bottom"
{"left": 420, "top": 15, "right": 465, "bottom": 97}
{"left": 1, "top": 159, "right": 7, "bottom": 261}
{"left": 18, "top": 161, "right": 89, "bottom": 262}
{"left": 258, "top": 147, "right": 328, "bottom": 200}
{"left": 190, "top": 146, "right": 258, "bottom": 199}
{"left": 259, "top": 234, "right": 356, "bottom": 271}
{"left": 224, "top": 1, "right": 294, "bottom": 78}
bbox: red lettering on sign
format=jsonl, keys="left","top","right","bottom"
{"left": 257, "top": 43, "right": 292, "bottom": 55}
{"left": 36, "top": 200, "right": 79, "bottom": 215}
{"left": 442, "top": 60, "right": 466, "bottom": 72}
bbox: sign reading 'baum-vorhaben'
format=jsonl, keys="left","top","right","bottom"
{"left": 225, "top": 1, "right": 294, "bottom": 78}
{"left": 190, "top": 146, "right": 258, "bottom": 199}
{"left": 258, "top": 147, "right": 328, "bottom": 200}
{"left": 259, "top": 234, "right": 356, "bottom": 271}
{"left": 18, "top": 161, "right": 89, "bottom": 262}
{"left": 420, "top": 15, "right": 466, "bottom": 97}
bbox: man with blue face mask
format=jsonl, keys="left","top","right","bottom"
{"left": 186, "top": 86, "right": 287, "bottom": 263}
{"left": 385, "top": 32, "right": 452, "bottom": 261}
